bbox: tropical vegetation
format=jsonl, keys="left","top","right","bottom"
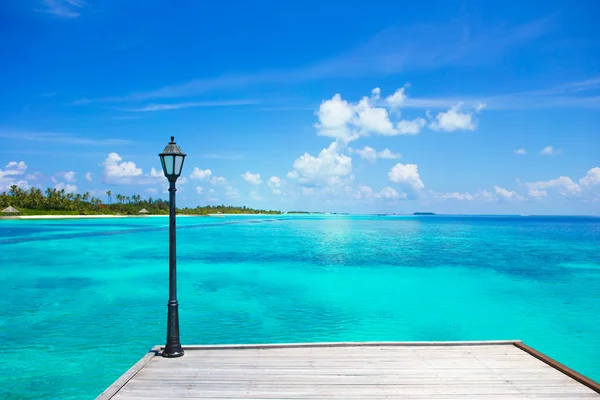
{"left": 0, "top": 185, "right": 280, "bottom": 215}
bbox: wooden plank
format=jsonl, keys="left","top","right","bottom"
{"left": 179, "top": 340, "right": 521, "bottom": 350}
{"left": 102, "top": 342, "right": 600, "bottom": 399}
{"left": 514, "top": 342, "right": 600, "bottom": 394}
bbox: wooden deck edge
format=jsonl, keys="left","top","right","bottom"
{"left": 514, "top": 342, "right": 600, "bottom": 394}
{"left": 96, "top": 346, "right": 160, "bottom": 400}
{"left": 178, "top": 340, "right": 522, "bottom": 350}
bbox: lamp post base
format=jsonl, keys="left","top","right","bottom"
{"left": 164, "top": 299, "right": 184, "bottom": 358}
{"left": 162, "top": 347, "right": 184, "bottom": 358}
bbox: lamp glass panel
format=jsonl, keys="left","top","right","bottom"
{"left": 174, "top": 155, "right": 184, "bottom": 176}
{"left": 163, "top": 155, "right": 174, "bottom": 175}
{"left": 160, "top": 157, "right": 167, "bottom": 176}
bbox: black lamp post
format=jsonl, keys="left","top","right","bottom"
{"left": 159, "top": 136, "right": 186, "bottom": 358}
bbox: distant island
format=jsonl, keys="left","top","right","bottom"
{"left": 0, "top": 185, "right": 280, "bottom": 216}
{"left": 413, "top": 212, "right": 436, "bottom": 215}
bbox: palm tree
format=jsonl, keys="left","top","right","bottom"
{"left": 106, "top": 190, "right": 112, "bottom": 205}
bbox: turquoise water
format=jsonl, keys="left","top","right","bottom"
{"left": 1, "top": 215, "right": 599, "bottom": 398}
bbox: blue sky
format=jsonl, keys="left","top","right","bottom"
{"left": 1, "top": 0, "right": 599, "bottom": 214}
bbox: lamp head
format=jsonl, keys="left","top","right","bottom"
{"left": 159, "top": 136, "right": 186, "bottom": 182}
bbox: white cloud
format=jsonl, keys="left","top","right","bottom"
{"left": 85, "top": 172, "right": 92, "bottom": 182}
{"left": 0, "top": 161, "right": 29, "bottom": 191}
{"left": 355, "top": 96, "right": 396, "bottom": 135}
{"left": 352, "top": 146, "right": 378, "bottom": 163}
{"left": 5, "top": 161, "right": 27, "bottom": 172}
{"left": 241, "top": 171, "right": 262, "bottom": 185}
{"left": 344, "top": 184, "right": 374, "bottom": 201}
{"left": 528, "top": 188, "right": 547, "bottom": 198}
{"left": 25, "top": 172, "right": 42, "bottom": 180}
{"left": 123, "top": 100, "right": 256, "bottom": 112}
{"left": 378, "top": 148, "right": 401, "bottom": 159}
{"left": 379, "top": 186, "right": 405, "bottom": 200}
{"left": 54, "top": 182, "right": 77, "bottom": 193}
{"left": 475, "top": 101, "right": 487, "bottom": 112}
{"left": 106, "top": 18, "right": 556, "bottom": 104}
{"left": 314, "top": 87, "right": 439, "bottom": 142}
{"left": 268, "top": 176, "right": 282, "bottom": 195}
{"left": 315, "top": 94, "right": 356, "bottom": 142}
{"left": 103, "top": 153, "right": 142, "bottom": 184}
{"left": 388, "top": 163, "right": 424, "bottom": 190}
{"left": 357, "top": 184, "right": 375, "bottom": 199}
{"left": 431, "top": 190, "right": 503, "bottom": 202}
{"left": 38, "top": 0, "right": 85, "bottom": 18}
{"left": 210, "top": 176, "right": 227, "bottom": 185}
{"left": 189, "top": 168, "right": 212, "bottom": 180}
{"left": 371, "top": 87, "right": 381, "bottom": 100}
{"left": 351, "top": 146, "right": 401, "bottom": 163}
{"left": 195, "top": 186, "right": 203, "bottom": 194}
{"left": 0, "top": 132, "right": 132, "bottom": 146}
{"left": 514, "top": 148, "right": 527, "bottom": 155}
{"left": 149, "top": 168, "right": 164, "bottom": 178}
{"left": 64, "top": 171, "right": 76, "bottom": 182}
{"left": 435, "top": 191, "right": 475, "bottom": 200}
{"left": 386, "top": 88, "right": 407, "bottom": 108}
{"left": 102, "top": 152, "right": 162, "bottom": 185}
{"left": 579, "top": 167, "right": 600, "bottom": 187}
{"left": 344, "top": 184, "right": 407, "bottom": 201}
{"left": 541, "top": 145, "right": 561, "bottom": 155}
{"left": 477, "top": 190, "right": 497, "bottom": 203}
{"left": 289, "top": 142, "right": 352, "bottom": 185}
{"left": 526, "top": 176, "right": 581, "bottom": 197}
{"left": 396, "top": 117, "right": 427, "bottom": 135}
{"left": 188, "top": 167, "right": 225, "bottom": 185}
{"left": 494, "top": 186, "right": 522, "bottom": 202}
{"left": 429, "top": 103, "right": 476, "bottom": 132}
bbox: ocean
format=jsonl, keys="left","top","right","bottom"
{"left": 0, "top": 214, "right": 599, "bottom": 398}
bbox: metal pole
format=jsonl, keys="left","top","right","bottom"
{"left": 163, "top": 180, "right": 184, "bottom": 358}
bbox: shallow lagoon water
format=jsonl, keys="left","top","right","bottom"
{"left": 0, "top": 215, "right": 599, "bottom": 398}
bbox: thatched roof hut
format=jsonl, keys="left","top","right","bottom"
{"left": 139, "top": 208, "right": 150, "bottom": 214}
{"left": 2, "top": 206, "right": 20, "bottom": 214}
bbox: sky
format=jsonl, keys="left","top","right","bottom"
{"left": 0, "top": 0, "right": 599, "bottom": 214}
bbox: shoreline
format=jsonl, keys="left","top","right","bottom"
{"left": 2, "top": 213, "right": 277, "bottom": 220}
{"left": 207, "top": 213, "right": 278, "bottom": 216}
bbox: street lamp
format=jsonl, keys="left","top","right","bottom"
{"left": 159, "top": 136, "right": 186, "bottom": 358}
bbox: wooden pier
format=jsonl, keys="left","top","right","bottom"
{"left": 99, "top": 341, "right": 600, "bottom": 399}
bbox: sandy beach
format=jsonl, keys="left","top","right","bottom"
{"left": 15, "top": 215, "right": 143, "bottom": 220}
{"left": 8, "top": 215, "right": 174, "bottom": 220}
